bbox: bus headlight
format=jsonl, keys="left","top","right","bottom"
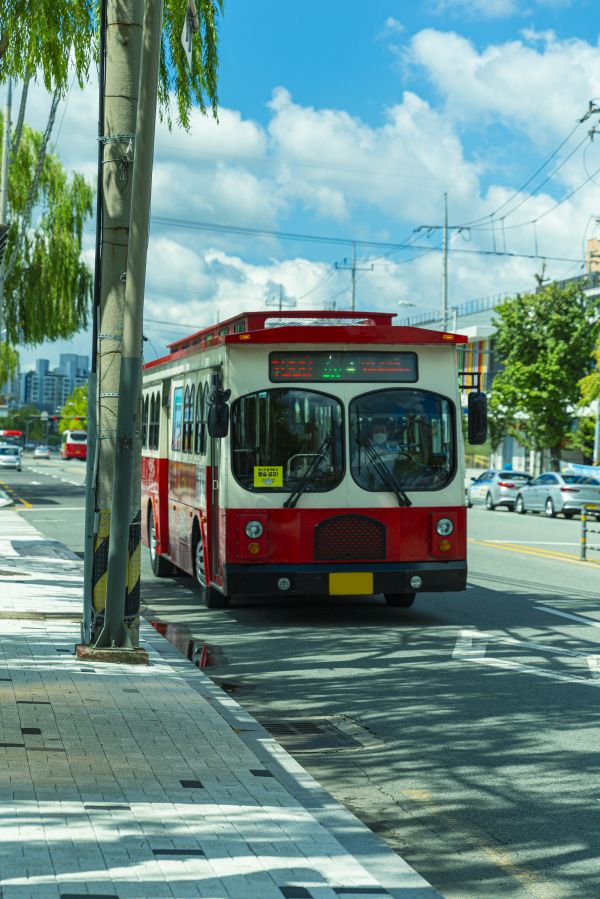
{"left": 435, "top": 517, "right": 454, "bottom": 536}
{"left": 245, "top": 520, "right": 264, "bottom": 539}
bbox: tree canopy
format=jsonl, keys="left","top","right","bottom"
{"left": 59, "top": 383, "right": 88, "bottom": 433}
{"left": 0, "top": 342, "right": 18, "bottom": 393}
{"left": 0, "top": 0, "right": 223, "bottom": 128}
{"left": 490, "top": 282, "right": 600, "bottom": 467}
{"left": 1, "top": 115, "right": 93, "bottom": 344}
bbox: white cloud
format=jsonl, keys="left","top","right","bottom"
{"left": 430, "top": 0, "right": 572, "bottom": 19}
{"left": 406, "top": 29, "right": 600, "bottom": 142}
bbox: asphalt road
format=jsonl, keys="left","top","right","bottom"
{"left": 3, "top": 460, "right": 600, "bottom": 898}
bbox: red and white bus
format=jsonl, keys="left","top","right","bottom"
{"left": 141, "top": 310, "right": 486, "bottom": 609}
{"left": 0, "top": 429, "right": 23, "bottom": 448}
{"left": 61, "top": 429, "right": 87, "bottom": 460}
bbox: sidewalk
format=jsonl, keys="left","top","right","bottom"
{"left": 0, "top": 509, "right": 439, "bottom": 899}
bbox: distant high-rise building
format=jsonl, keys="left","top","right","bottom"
{"left": 17, "top": 354, "right": 89, "bottom": 413}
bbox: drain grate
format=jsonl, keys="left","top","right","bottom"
{"left": 260, "top": 719, "right": 361, "bottom": 751}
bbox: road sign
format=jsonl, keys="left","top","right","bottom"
{"left": 40, "top": 411, "right": 49, "bottom": 421}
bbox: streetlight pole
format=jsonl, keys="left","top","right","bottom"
{"left": 442, "top": 192, "right": 448, "bottom": 331}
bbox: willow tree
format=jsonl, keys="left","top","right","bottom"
{"left": 1, "top": 117, "right": 93, "bottom": 344}
{"left": 1, "top": 0, "right": 223, "bottom": 646}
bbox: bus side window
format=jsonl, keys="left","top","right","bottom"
{"left": 183, "top": 385, "right": 191, "bottom": 453}
{"left": 188, "top": 385, "right": 195, "bottom": 454}
{"left": 142, "top": 395, "right": 149, "bottom": 448}
{"left": 149, "top": 390, "right": 160, "bottom": 450}
{"left": 172, "top": 386, "right": 183, "bottom": 451}
{"left": 149, "top": 394, "right": 155, "bottom": 449}
{"left": 194, "top": 382, "right": 208, "bottom": 455}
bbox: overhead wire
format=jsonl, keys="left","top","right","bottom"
{"left": 456, "top": 114, "right": 588, "bottom": 229}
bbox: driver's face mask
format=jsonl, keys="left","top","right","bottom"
{"left": 373, "top": 432, "right": 387, "bottom": 445}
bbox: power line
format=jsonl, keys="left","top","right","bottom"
{"left": 457, "top": 110, "right": 592, "bottom": 229}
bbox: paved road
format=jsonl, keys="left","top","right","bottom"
{"left": 3, "top": 463, "right": 600, "bottom": 898}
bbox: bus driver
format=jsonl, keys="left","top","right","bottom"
{"left": 354, "top": 418, "right": 434, "bottom": 490}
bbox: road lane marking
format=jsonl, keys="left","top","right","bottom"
{"left": 0, "top": 480, "right": 32, "bottom": 509}
{"left": 453, "top": 629, "right": 600, "bottom": 688}
{"left": 18, "top": 506, "right": 85, "bottom": 512}
{"left": 535, "top": 605, "right": 600, "bottom": 629}
{"left": 481, "top": 540, "right": 580, "bottom": 545}
{"left": 469, "top": 538, "right": 600, "bottom": 566}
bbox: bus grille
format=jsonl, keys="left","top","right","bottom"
{"left": 314, "top": 515, "right": 386, "bottom": 560}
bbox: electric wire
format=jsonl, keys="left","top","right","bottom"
{"left": 456, "top": 116, "right": 587, "bottom": 229}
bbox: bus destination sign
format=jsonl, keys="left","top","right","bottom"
{"left": 269, "top": 351, "right": 418, "bottom": 383}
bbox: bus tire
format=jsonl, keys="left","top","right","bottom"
{"left": 194, "top": 537, "right": 231, "bottom": 609}
{"left": 384, "top": 592, "right": 416, "bottom": 608}
{"left": 148, "top": 507, "right": 174, "bottom": 578}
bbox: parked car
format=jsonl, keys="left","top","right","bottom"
{"left": 33, "top": 445, "right": 51, "bottom": 460}
{"left": 467, "top": 469, "right": 533, "bottom": 510}
{"left": 0, "top": 445, "right": 22, "bottom": 471}
{"left": 514, "top": 472, "right": 600, "bottom": 519}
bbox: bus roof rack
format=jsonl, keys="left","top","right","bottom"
{"left": 166, "top": 310, "right": 395, "bottom": 353}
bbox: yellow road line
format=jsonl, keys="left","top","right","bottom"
{"left": 0, "top": 480, "right": 32, "bottom": 509}
{"left": 469, "top": 537, "right": 600, "bottom": 567}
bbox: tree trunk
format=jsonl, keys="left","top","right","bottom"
{"left": 90, "top": 0, "right": 144, "bottom": 644}
{"left": 550, "top": 445, "right": 561, "bottom": 472}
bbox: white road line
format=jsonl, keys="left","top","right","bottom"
{"left": 29, "top": 481, "right": 41, "bottom": 486}
{"left": 453, "top": 629, "right": 600, "bottom": 688}
{"left": 18, "top": 506, "right": 85, "bottom": 512}
{"left": 481, "top": 540, "right": 580, "bottom": 546}
{"left": 535, "top": 605, "right": 600, "bottom": 629}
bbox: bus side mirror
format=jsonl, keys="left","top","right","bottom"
{"left": 467, "top": 392, "right": 488, "bottom": 445}
{"left": 208, "top": 402, "right": 229, "bottom": 438}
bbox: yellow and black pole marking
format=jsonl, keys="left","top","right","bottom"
{"left": 581, "top": 508, "right": 587, "bottom": 561}
{"left": 92, "top": 509, "right": 141, "bottom": 634}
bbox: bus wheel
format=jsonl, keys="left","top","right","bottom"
{"left": 384, "top": 593, "right": 416, "bottom": 608}
{"left": 148, "top": 508, "right": 174, "bottom": 577}
{"left": 194, "top": 539, "right": 230, "bottom": 609}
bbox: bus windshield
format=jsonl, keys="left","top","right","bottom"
{"left": 349, "top": 389, "right": 455, "bottom": 491}
{"left": 231, "top": 388, "right": 343, "bottom": 493}
{"left": 66, "top": 431, "right": 87, "bottom": 443}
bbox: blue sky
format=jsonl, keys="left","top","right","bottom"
{"left": 16, "top": 0, "right": 600, "bottom": 370}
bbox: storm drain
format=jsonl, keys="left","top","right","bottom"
{"left": 260, "top": 719, "right": 361, "bottom": 752}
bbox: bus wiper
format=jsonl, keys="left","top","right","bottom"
{"left": 284, "top": 436, "right": 332, "bottom": 509}
{"left": 359, "top": 439, "right": 412, "bottom": 507}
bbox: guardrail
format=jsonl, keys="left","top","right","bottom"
{"left": 580, "top": 505, "right": 600, "bottom": 560}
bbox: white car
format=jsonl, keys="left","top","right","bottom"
{"left": 0, "top": 445, "right": 22, "bottom": 471}
{"left": 33, "top": 446, "right": 51, "bottom": 459}
{"left": 514, "top": 472, "right": 600, "bottom": 519}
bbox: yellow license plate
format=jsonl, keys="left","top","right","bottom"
{"left": 329, "top": 572, "right": 374, "bottom": 596}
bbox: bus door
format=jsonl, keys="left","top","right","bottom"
{"left": 205, "top": 370, "right": 228, "bottom": 588}
{"left": 207, "top": 434, "right": 223, "bottom": 585}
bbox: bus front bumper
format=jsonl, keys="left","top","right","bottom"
{"left": 223, "top": 560, "right": 467, "bottom": 597}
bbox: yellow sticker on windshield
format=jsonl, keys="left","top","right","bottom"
{"left": 254, "top": 466, "right": 283, "bottom": 487}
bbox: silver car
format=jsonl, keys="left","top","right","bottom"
{"left": 514, "top": 472, "right": 600, "bottom": 519}
{"left": 467, "top": 469, "right": 532, "bottom": 511}
{"left": 0, "top": 445, "right": 22, "bottom": 471}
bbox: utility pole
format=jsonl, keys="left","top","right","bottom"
{"left": 335, "top": 242, "right": 373, "bottom": 312}
{"left": 442, "top": 192, "right": 448, "bottom": 331}
{"left": 83, "top": 0, "right": 145, "bottom": 650}
{"left": 594, "top": 398, "right": 600, "bottom": 466}
{"left": 0, "top": 78, "right": 12, "bottom": 330}
{"left": 95, "top": 0, "right": 164, "bottom": 650}
{"left": 414, "top": 194, "right": 465, "bottom": 331}
{"left": 266, "top": 284, "right": 295, "bottom": 313}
